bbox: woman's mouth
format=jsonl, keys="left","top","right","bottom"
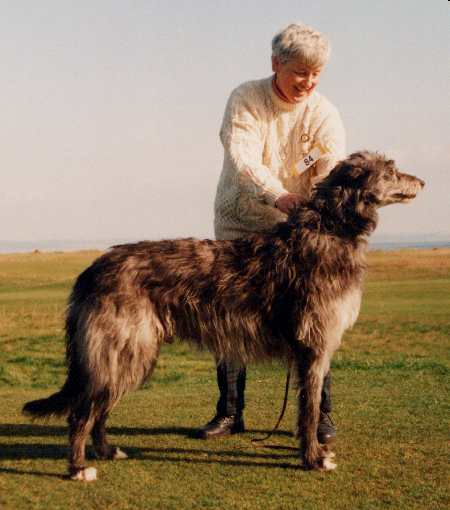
{"left": 294, "top": 86, "right": 313, "bottom": 95}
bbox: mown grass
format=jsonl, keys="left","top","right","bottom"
{"left": 0, "top": 248, "right": 449, "bottom": 509}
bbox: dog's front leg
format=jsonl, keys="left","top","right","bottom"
{"left": 295, "top": 350, "right": 336, "bottom": 471}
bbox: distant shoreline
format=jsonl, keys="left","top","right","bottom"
{"left": 1, "top": 240, "right": 449, "bottom": 254}
{"left": 369, "top": 240, "right": 450, "bottom": 251}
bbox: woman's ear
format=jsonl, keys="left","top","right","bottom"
{"left": 272, "top": 56, "right": 280, "bottom": 73}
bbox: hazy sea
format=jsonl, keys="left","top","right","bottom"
{"left": 0, "top": 239, "right": 449, "bottom": 254}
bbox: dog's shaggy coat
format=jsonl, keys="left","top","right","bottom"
{"left": 23, "top": 151, "right": 424, "bottom": 480}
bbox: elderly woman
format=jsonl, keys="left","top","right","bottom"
{"left": 197, "top": 23, "right": 346, "bottom": 441}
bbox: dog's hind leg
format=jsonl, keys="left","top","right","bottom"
{"left": 295, "top": 348, "right": 336, "bottom": 471}
{"left": 91, "top": 407, "right": 127, "bottom": 461}
{"left": 90, "top": 347, "right": 160, "bottom": 463}
{"left": 68, "top": 399, "right": 98, "bottom": 481}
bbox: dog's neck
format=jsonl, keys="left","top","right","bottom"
{"left": 290, "top": 188, "right": 379, "bottom": 241}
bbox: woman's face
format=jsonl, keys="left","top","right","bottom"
{"left": 272, "top": 56, "right": 323, "bottom": 104}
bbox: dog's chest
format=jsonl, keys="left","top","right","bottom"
{"left": 328, "top": 287, "right": 362, "bottom": 347}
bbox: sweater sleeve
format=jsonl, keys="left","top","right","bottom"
{"left": 308, "top": 102, "right": 347, "bottom": 186}
{"left": 219, "top": 88, "right": 287, "bottom": 206}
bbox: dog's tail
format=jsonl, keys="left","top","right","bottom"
{"left": 23, "top": 378, "right": 77, "bottom": 418}
{"left": 23, "top": 266, "right": 100, "bottom": 420}
{"left": 23, "top": 315, "right": 81, "bottom": 418}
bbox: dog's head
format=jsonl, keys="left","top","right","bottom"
{"left": 309, "top": 151, "right": 425, "bottom": 238}
{"left": 316, "top": 151, "right": 425, "bottom": 207}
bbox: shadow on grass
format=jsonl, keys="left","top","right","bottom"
{"left": 0, "top": 423, "right": 292, "bottom": 439}
{"left": 0, "top": 466, "right": 63, "bottom": 479}
{"left": 0, "top": 423, "right": 195, "bottom": 438}
{"left": 0, "top": 443, "right": 68, "bottom": 460}
{"left": 0, "top": 424, "right": 298, "bottom": 476}
{"left": 0, "top": 442, "right": 300, "bottom": 472}
{"left": 0, "top": 443, "right": 297, "bottom": 460}
{"left": 134, "top": 452, "right": 300, "bottom": 470}
{"left": 1, "top": 423, "right": 301, "bottom": 475}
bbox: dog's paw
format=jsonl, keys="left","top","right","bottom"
{"left": 321, "top": 457, "right": 337, "bottom": 471}
{"left": 303, "top": 457, "right": 337, "bottom": 472}
{"left": 321, "top": 444, "right": 336, "bottom": 459}
{"left": 94, "top": 446, "right": 128, "bottom": 460}
{"left": 70, "top": 466, "right": 97, "bottom": 482}
{"left": 112, "top": 447, "right": 128, "bottom": 460}
{"left": 303, "top": 446, "right": 337, "bottom": 472}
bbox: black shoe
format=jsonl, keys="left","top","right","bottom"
{"left": 317, "top": 412, "right": 336, "bottom": 444}
{"left": 195, "top": 415, "right": 245, "bottom": 439}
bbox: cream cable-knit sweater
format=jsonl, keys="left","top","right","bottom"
{"left": 214, "top": 75, "right": 346, "bottom": 240}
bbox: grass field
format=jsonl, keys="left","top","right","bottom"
{"left": 0, "top": 248, "right": 449, "bottom": 509}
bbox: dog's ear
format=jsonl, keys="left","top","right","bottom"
{"left": 330, "top": 162, "right": 369, "bottom": 189}
{"left": 347, "top": 165, "right": 365, "bottom": 179}
{"left": 360, "top": 190, "right": 379, "bottom": 205}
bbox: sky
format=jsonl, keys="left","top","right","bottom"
{"left": 2, "top": 0, "right": 449, "bottom": 245}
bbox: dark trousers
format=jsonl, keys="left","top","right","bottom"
{"left": 215, "top": 361, "right": 246, "bottom": 417}
{"left": 215, "top": 362, "right": 332, "bottom": 417}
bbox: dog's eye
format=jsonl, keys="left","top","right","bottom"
{"left": 384, "top": 167, "right": 396, "bottom": 179}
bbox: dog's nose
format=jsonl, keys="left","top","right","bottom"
{"left": 418, "top": 178, "right": 425, "bottom": 188}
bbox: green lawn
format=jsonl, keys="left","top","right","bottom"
{"left": 0, "top": 249, "right": 449, "bottom": 509}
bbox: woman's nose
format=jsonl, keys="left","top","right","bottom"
{"left": 305, "top": 74, "right": 314, "bottom": 88}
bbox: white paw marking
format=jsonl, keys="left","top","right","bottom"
{"left": 71, "top": 467, "right": 97, "bottom": 481}
{"left": 113, "top": 447, "right": 128, "bottom": 460}
{"left": 322, "top": 458, "right": 337, "bottom": 471}
{"left": 84, "top": 467, "right": 98, "bottom": 481}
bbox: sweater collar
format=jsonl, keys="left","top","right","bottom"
{"left": 268, "top": 74, "right": 309, "bottom": 112}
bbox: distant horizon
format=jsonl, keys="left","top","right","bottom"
{"left": 1, "top": 233, "right": 449, "bottom": 255}
{"left": 1, "top": 228, "right": 450, "bottom": 244}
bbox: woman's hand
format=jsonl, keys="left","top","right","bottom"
{"left": 274, "top": 193, "right": 302, "bottom": 214}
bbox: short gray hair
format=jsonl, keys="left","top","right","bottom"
{"left": 271, "top": 23, "right": 331, "bottom": 68}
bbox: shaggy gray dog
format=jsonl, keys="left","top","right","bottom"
{"left": 24, "top": 151, "right": 424, "bottom": 480}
